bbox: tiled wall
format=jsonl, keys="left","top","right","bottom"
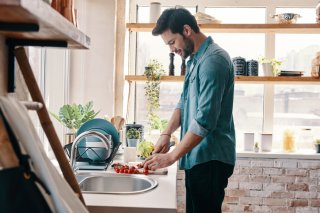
{"left": 176, "top": 158, "right": 320, "bottom": 213}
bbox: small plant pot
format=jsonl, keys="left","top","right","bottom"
{"left": 127, "top": 139, "right": 139, "bottom": 147}
{"left": 315, "top": 144, "right": 320, "bottom": 153}
{"left": 262, "top": 63, "right": 273, "bottom": 76}
{"left": 254, "top": 146, "right": 259, "bottom": 153}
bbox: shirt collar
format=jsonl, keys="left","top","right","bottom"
{"left": 193, "top": 36, "right": 213, "bottom": 61}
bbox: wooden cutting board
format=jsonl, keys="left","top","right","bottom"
{"left": 128, "top": 162, "right": 168, "bottom": 175}
{"left": 111, "top": 162, "right": 168, "bottom": 175}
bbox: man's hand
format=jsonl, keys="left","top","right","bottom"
{"left": 153, "top": 134, "right": 171, "bottom": 154}
{"left": 142, "top": 152, "right": 176, "bottom": 171}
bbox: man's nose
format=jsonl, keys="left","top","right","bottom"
{"left": 169, "top": 45, "right": 176, "bottom": 53}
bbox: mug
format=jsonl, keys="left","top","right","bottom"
{"left": 243, "top": 133, "right": 254, "bottom": 151}
{"left": 150, "top": 2, "right": 161, "bottom": 23}
{"left": 260, "top": 133, "right": 273, "bottom": 152}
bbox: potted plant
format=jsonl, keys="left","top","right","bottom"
{"left": 259, "top": 57, "right": 282, "bottom": 76}
{"left": 144, "top": 59, "right": 165, "bottom": 134}
{"left": 126, "top": 128, "right": 141, "bottom": 147}
{"left": 254, "top": 142, "right": 259, "bottom": 153}
{"left": 314, "top": 139, "right": 320, "bottom": 153}
{"left": 50, "top": 101, "right": 99, "bottom": 144}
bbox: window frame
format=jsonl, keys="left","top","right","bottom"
{"left": 126, "top": 0, "right": 318, "bottom": 136}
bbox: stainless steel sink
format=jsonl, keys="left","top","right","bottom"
{"left": 76, "top": 173, "right": 158, "bottom": 194}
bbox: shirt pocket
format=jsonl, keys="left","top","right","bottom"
{"left": 188, "top": 73, "right": 198, "bottom": 98}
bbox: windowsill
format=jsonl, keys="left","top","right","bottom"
{"left": 237, "top": 149, "right": 320, "bottom": 159}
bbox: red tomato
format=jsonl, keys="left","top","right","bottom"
{"left": 143, "top": 169, "right": 149, "bottom": 175}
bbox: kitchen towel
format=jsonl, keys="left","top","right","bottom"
{"left": 0, "top": 96, "right": 88, "bottom": 213}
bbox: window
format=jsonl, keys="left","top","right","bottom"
{"left": 134, "top": 6, "right": 197, "bottom": 130}
{"left": 128, "top": 1, "right": 320, "bottom": 152}
{"left": 28, "top": 47, "right": 69, "bottom": 158}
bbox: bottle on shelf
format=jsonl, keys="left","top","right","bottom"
{"left": 180, "top": 58, "right": 186, "bottom": 76}
{"left": 169, "top": 52, "right": 175, "bottom": 76}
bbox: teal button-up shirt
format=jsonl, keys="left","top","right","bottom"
{"left": 176, "top": 36, "right": 236, "bottom": 170}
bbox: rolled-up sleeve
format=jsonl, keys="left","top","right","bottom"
{"left": 188, "top": 56, "right": 229, "bottom": 137}
{"left": 175, "top": 93, "right": 183, "bottom": 109}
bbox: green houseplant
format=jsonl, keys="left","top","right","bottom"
{"left": 314, "top": 139, "right": 320, "bottom": 153}
{"left": 144, "top": 59, "right": 165, "bottom": 131}
{"left": 126, "top": 128, "right": 141, "bottom": 147}
{"left": 50, "top": 101, "right": 99, "bottom": 133}
{"left": 259, "top": 57, "right": 282, "bottom": 76}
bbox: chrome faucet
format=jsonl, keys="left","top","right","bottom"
{"left": 70, "top": 130, "right": 112, "bottom": 172}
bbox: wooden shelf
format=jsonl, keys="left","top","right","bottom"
{"left": 125, "top": 75, "right": 320, "bottom": 84}
{"left": 0, "top": 0, "right": 90, "bottom": 49}
{"left": 127, "top": 23, "right": 320, "bottom": 34}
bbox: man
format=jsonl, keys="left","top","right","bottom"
{"left": 143, "top": 7, "right": 236, "bottom": 213}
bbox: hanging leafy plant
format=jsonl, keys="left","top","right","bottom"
{"left": 144, "top": 59, "right": 165, "bottom": 130}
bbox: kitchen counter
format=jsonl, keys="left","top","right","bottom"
{"left": 80, "top": 154, "right": 177, "bottom": 213}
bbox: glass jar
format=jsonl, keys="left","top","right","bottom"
{"left": 283, "top": 129, "right": 295, "bottom": 153}
{"left": 298, "top": 128, "right": 313, "bottom": 150}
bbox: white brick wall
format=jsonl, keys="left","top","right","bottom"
{"left": 176, "top": 158, "right": 320, "bottom": 213}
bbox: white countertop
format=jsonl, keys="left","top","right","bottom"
{"left": 80, "top": 155, "right": 177, "bottom": 213}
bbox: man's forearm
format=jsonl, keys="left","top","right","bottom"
{"left": 162, "top": 108, "right": 181, "bottom": 135}
{"left": 170, "top": 131, "right": 203, "bottom": 161}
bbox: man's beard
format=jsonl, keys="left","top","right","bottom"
{"left": 182, "top": 37, "right": 194, "bottom": 59}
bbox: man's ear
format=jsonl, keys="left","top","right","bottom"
{"left": 182, "top": 25, "right": 192, "bottom": 37}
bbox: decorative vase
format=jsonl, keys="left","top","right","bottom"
{"left": 243, "top": 133, "right": 254, "bottom": 151}
{"left": 149, "top": 2, "right": 161, "bottom": 23}
{"left": 262, "top": 63, "right": 273, "bottom": 76}
{"left": 260, "top": 133, "right": 273, "bottom": 152}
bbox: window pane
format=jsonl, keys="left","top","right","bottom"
{"left": 206, "top": 8, "right": 266, "bottom": 149}
{"left": 275, "top": 34, "right": 320, "bottom": 75}
{"left": 234, "top": 85, "right": 264, "bottom": 150}
{"left": 275, "top": 8, "right": 320, "bottom": 75}
{"left": 137, "top": 6, "right": 196, "bottom": 23}
{"left": 273, "top": 85, "right": 320, "bottom": 150}
{"left": 135, "top": 82, "right": 183, "bottom": 129}
{"left": 274, "top": 8, "right": 320, "bottom": 151}
{"left": 135, "top": 6, "right": 197, "bottom": 131}
{"left": 205, "top": 7, "right": 265, "bottom": 23}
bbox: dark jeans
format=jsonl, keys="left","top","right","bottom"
{"left": 185, "top": 160, "right": 234, "bottom": 213}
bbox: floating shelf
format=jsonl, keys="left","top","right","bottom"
{"left": 0, "top": 0, "right": 90, "bottom": 49}
{"left": 127, "top": 23, "right": 320, "bottom": 34}
{"left": 125, "top": 75, "right": 320, "bottom": 84}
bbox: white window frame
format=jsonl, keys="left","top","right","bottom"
{"left": 127, "top": 0, "right": 318, "bottom": 134}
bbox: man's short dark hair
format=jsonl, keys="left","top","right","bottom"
{"left": 152, "top": 8, "right": 200, "bottom": 36}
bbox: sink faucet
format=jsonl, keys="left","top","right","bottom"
{"left": 70, "top": 130, "right": 112, "bottom": 172}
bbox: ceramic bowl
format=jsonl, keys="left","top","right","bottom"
{"left": 272, "top": 13, "right": 301, "bottom": 24}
